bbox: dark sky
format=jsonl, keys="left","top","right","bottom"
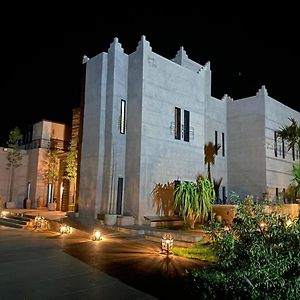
{"left": 1, "top": 5, "right": 299, "bottom": 140}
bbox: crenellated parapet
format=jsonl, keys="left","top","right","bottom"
{"left": 221, "top": 94, "right": 234, "bottom": 102}
{"left": 136, "top": 35, "right": 152, "bottom": 52}
{"left": 108, "top": 37, "right": 125, "bottom": 54}
{"left": 256, "top": 85, "right": 268, "bottom": 97}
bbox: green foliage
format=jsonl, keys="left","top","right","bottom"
{"left": 173, "top": 242, "right": 217, "bottom": 262}
{"left": 228, "top": 190, "right": 240, "bottom": 205}
{"left": 292, "top": 164, "right": 300, "bottom": 196}
{"left": 277, "top": 117, "right": 300, "bottom": 152}
{"left": 6, "top": 127, "right": 23, "bottom": 168}
{"left": 174, "top": 177, "right": 215, "bottom": 228}
{"left": 191, "top": 197, "right": 300, "bottom": 299}
{"left": 6, "top": 127, "right": 23, "bottom": 202}
{"left": 63, "top": 148, "right": 77, "bottom": 182}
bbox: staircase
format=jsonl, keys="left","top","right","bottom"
{"left": 0, "top": 212, "right": 32, "bottom": 229}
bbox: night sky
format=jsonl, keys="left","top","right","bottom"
{"left": 1, "top": 5, "right": 299, "bottom": 141}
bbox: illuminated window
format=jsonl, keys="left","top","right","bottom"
{"left": 120, "top": 99, "right": 126, "bottom": 134}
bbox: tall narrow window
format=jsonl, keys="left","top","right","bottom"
{"left": 292, "top": 145, "right": 295, "bottom": 161}
{"left": 175, "top": 107, "right": 181, "bottom": 140}
{"left": 282, "top": 139, "right": 285, "bottom": 159}
{"left": 116, "top": 177, "right": 123, "bottom": 215}
{"left": 27, "top": 182, "right": 31, "bottom": 199}
{"left": 184, "top": 110, "right": 190, "bottom": 142}
{"left": 274, "top": 131, "right": 277, "bottom": 157}
{"left": 120, "top": 100, "right": 126, "bottom": 134}
{"left": 215, "top": 131, "right": 218, "bottom": 155}
{"left": 275, "top": 187, "right": 279, "bottom": 199}
{"left": 222, "top": 132, "right": 225, "bottom": 157}
{"left": 47, "top": 183, "right": 53, "bottom": 204}
{"left": 282, "top": 188, "right": 286, "bottom": 203}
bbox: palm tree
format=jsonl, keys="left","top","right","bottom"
{"left": 204, "top": 142, "right": 220, "bottom": 181}
{"left": 291, "top": 164, "right": 300, "bottom": 197}
{"left": 277, "top": 117, "right": 300, "bottom": 151}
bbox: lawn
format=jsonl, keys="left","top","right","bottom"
{"left": 172, "top": 242, "right": 217, "bottom": 262}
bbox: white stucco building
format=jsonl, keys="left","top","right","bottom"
{"left": 78, "top": 36, "right": 300, "bottom": 225}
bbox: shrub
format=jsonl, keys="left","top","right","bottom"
{"left": 190, "top": 196, "right": 300, "bottom": 299}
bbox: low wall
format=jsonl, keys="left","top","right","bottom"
{"left": 212, "top": 204, "right": 237, "bottom": 225}
{"left": 212, "top": 204, "right": 300, "bottom": 225}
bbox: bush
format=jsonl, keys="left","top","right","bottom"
{"left": 190, "top": 196, "right": 300, "bottom": 299}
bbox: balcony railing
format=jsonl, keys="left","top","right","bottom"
{"left": 22, "top": 138, "right": 69, "bottom": 151}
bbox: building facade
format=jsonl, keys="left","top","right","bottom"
{"left": 78, "top": 36, "right": 300, "bottom": 224}
{"left": 0, "top": 120, "right": 71, "bottom": 210}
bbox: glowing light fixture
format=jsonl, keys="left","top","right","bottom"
{"left": 286, "top": 219, "right": 293, "bottom": 227}
{"left": 60, "top": 224, "right": 72, "bottom": 234}
{"left": 161, "top": 233, "right": 174, "bottom": 254}
{"left": 91, "top": 229, "right": 102, "bottom": 241}
{"left": 259, "top": 222, "right": 267, "bottom": 231}
{"left": 33, "top": 215, "right": 49, "bottom": 230}
{"left": 0, "top": 211, "right": 10, "bottom": 217}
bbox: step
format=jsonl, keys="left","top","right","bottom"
{"left": 3, "top": 216, "right": 28, "bottom": 226}
{"left": 105, "top": 225, "right": 145, "bottom": 235}
{"left": 0, "top": 218, "right": 24, "bottom": 229}
{"left": 145, "top": 235, "right": 196, "bottom": 248}
{"left": 146, "top": 230, "right": 203, "bottom": 243}
{"left": 7, "top": 215, "right": 32, "bottom": 222}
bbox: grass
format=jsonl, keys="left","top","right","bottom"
{"left": 172, "top": 242, "right": 217, "bottom": 262}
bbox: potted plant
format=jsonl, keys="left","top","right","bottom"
{"left": 174, "top": 177, "right": 215, "bottom": 229}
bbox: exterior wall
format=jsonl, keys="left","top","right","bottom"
{"left": 137, "top": 40, "right": 207, "bottom": 224}
{"left": 227, "top": 93, "right": 267, "bottom": 199}
{"left": 101, "top": 39, "right": 128, "bottom": 215}
{"left": 78, "top": 53, "right": 108, "bottom": 222}
{"left": 265, "top": 95, "right": 300, "bottom": 199}
{"left": 124, "top": 44, "right": 143, "bottom": 219}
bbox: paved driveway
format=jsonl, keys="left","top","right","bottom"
{"left": 0, "top": 225, "right": 207, "bottom": 299}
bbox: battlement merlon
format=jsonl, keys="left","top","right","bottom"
{"left": 173, "top": 46, "right": 208, "bottom": 73}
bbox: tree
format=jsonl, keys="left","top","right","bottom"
{"left": 204, "top": 141, "right": 222, "bottom": 202}
{"left": 174, "top": 177, "right": 215, "bottom": 229}
{"left": 277, "top": 117, "right": 300, "bottom": 152}
{"left": 6, "top": 127, "right": 23, "bottom": 202}
{"left": 204, "top": 142, "right": 220, "bottom": 182}
{"left": 43, "top": 149, "right": 60, "bottom": 203}
{"left": 63, "top": 146, "right": 78, "bottom": 205}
